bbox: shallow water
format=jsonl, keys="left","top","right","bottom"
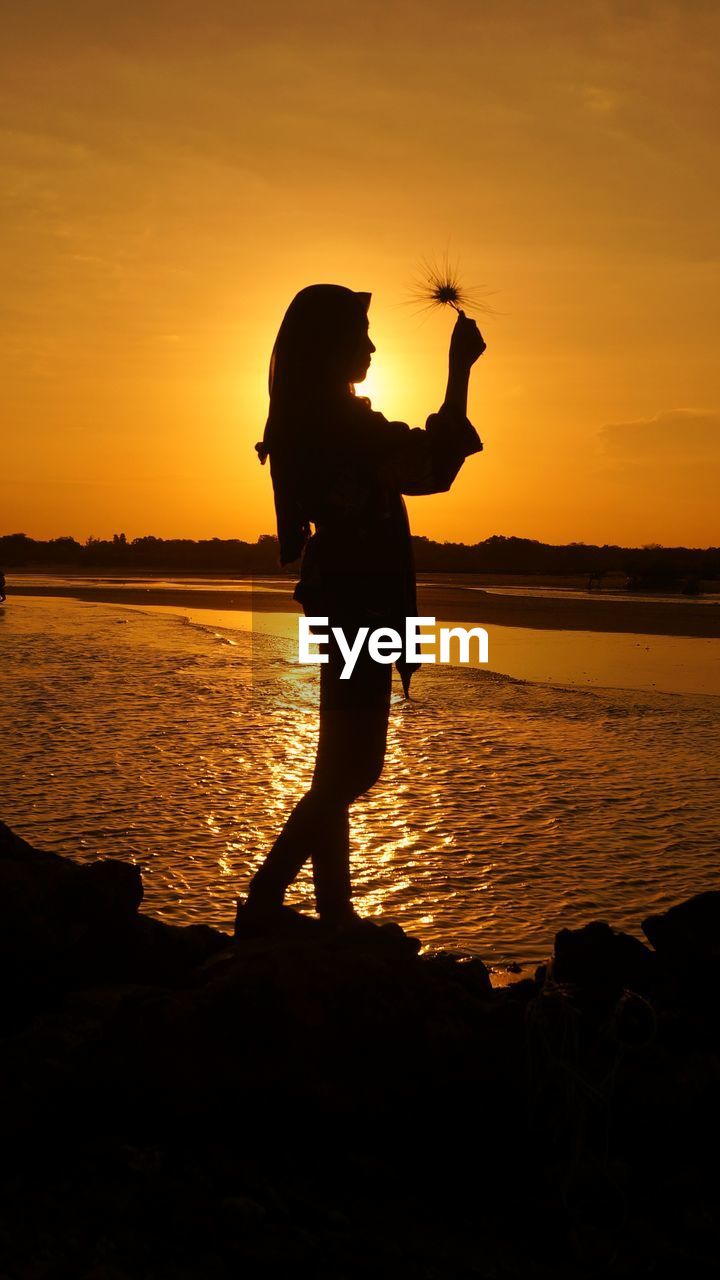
{"left": 3, "top": 595, "right": 719, "bottom": 966}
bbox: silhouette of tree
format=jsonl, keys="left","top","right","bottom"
{"left": 1, "top": 532, "right": 718, "bottom": 584}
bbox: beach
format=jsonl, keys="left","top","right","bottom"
{"left": 8, "top": 570, "right": 720, "bottom": 638}
{"left": 3, "top": 579, "right": 719, "bottom": 970}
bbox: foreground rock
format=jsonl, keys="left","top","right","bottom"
{"left": 1, "top": 823, "right": 225, "bottom": 1013}
{"left": 1, "top": 821, "right": 719, "bottom": 1279}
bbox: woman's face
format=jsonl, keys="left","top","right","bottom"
{"left": 344, "top": 319, "right": 376, "bottom": 384}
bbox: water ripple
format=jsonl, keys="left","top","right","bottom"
{"left": 2, "top": 597, "right": 719, "bottom": 965}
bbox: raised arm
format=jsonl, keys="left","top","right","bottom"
{"left": 378, "top": 311, "right": 486, "bottom": 495}
{"left": 443, "top": 310, "right": 486, "bottom": 417}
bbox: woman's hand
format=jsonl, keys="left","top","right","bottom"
{"left": 449, "top": 311, "right": 486, "bottom": 371}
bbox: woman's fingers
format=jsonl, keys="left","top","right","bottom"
{"left": 450, "top": 312, "right": 487, "bottom": 365}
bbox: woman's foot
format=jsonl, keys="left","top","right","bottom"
{"left": 317, "top": 905, "right": 366, "bottom": 935}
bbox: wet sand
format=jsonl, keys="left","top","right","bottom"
{"left": 7, "top": 575, "right": 720, "bottom": 638}
{"left": 421, "top": 581, "right": 720, "bottom": 638}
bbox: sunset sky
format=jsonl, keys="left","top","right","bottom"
{"left": 3, "top": 0, "right": 719, "bottom": 547}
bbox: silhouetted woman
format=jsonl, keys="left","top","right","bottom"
{"left": 237, "top": 284, "right": 485, "bottom": 931}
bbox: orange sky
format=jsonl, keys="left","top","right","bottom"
{"left": 3, "top": 1, "right": 719, "bottom": 547}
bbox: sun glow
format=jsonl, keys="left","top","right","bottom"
{"left": 353, "top": 361, "right": 393, "bottom": 413}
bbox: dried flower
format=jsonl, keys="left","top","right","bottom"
{"left": 407, "top": 254, "right": 491, "bottom": 317}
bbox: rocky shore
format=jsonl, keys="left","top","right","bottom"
{"left": 2, "top": 820, "right": 719, "bottom": 1278}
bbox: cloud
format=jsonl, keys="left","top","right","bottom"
{"left": 598, "top": 409, "right": 720, "bottom": 457}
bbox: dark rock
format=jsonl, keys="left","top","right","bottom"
{"left": 499, "top": 976, "right": 538, "bottom": 1004}
{"left": 127, "top": 916, "right": 229, "bottom": 984}
{"left": 612, "top": 990, "right": 657, "bottom": 1047}
{"left": 234, "top": 902, "right": 322, "bottom": 941}
{"left": 335, "top": 916, "right": 422, "bottom": 956}
{"left": 549, "top": 920, "right": 656, "bottom": 1004}
{"left": 219, "top": 1194, "right": 269, "bottom": 1228}
{"left": 0, "top": 821, "right": 226, "bottom": 1008}
{"left": 643, "top": 891, "right": 720, "bottom": 975}
{"left": 0, "top": 821, "right": 65, "bottom": 868}
{"left": 0, "top": 820, "right": 75, "bottom": 915}
{"left": 3, "top": 821, "right": 720, "bottom": 1276}
{"left": 455, "top": 955, "right": 494, "bottom": 996}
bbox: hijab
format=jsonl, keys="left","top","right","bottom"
{"left": 255, "top": 284, "right": 371, "bottom": 565}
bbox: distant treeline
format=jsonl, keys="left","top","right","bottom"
{"left": 2, "top": 531, "right": 719, "bottom": 585}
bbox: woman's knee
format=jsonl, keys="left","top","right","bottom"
{"left": 312, "top": 751, "right": 385, "bottom": 805}
{"left": 346, "top": 751, "right": 387, "bottom": 802}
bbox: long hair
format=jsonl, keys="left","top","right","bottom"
{"left": 256, "top": 284, "right": 371, "bottom": 565}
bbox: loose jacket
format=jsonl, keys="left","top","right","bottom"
{"left": 291, "top": 396, "right": 482, "bottom": 694}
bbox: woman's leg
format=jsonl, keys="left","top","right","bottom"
{"left": 245, "top": 626, "right": 392, "bottom": 918}
{"left": 244, "top": 789, "right": 339, "bottom": 912}
{"left": 307, "top": 641, "right": 391, "bottom": 916}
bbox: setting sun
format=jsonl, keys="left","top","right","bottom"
{"left": 353, "top": 359, "right": 393, "bottom": 409}
{"left": 3, "top": 2, "right": 718, "bottom": 546}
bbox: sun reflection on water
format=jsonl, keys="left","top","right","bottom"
{"left": 4, "top": 596, "right": 720, "bottom": 965}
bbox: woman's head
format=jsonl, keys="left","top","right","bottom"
{"left": 256, "top": 283, "right": 375, "bottom": 564}
{"left": 267, "top": 284, "right": 375, "bottom": 411}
